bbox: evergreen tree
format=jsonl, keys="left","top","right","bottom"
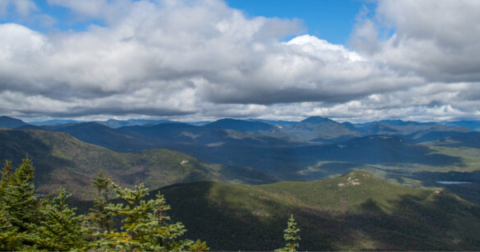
{"left": 189, "top": 239, "right": 210, "bottom": 252}
{"left": 0, "top": 161, "right": 14, "bottom": 197}
{"left": 88, "top": 171, "right": 114, "bottom": 234}
{"left": 0, "top": 161, "right": 22, "bottom": 250}
{"left": 0, "top": 204, "right": 22, "bottom": 251}
{"left": 0, "top": 157, "right": 89, "bottom": 251}
{"left": 33, "top": 188, "right": 89, "bottom": 251}
{"left": 0, "top": 158, "right": 39, "bottom": 250}
{"left": 101, "top": 182, "right": 204, "bottom": 251}
{"left": 1, "top": 157, "right": 39, "bottom": 233}
{"left": 0, "top": 158, "right": 209, "bottom": 251}
{"left": 276, "top": 214, "right": 301, "bottom": 252}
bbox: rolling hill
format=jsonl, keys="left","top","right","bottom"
{"left": 115, "top": 171, "right": 480, "bottom": 251}
{"left": 45, "top": 122, "right": 158, "bottom": 152}
{"left": 0, "top": 128, "right": 276, "bottom": 199}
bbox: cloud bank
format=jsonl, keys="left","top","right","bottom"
{"left": 0, "top": 0, "right": 479, "bottom": 122}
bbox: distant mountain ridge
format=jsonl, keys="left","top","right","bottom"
{"left": 444, "top": 120, "right": 480, "bottom": 131}
{"left": 204, "top": 118, "right": 277, "bottom": 132}
{"left": 97, "top": 119, "right": 172, "bottom": 128}
{"left": 29, "top": 119, "right": 83, "bottom": 126}
{"left": 0, "top": 116, "right": 28, "bottom": 128}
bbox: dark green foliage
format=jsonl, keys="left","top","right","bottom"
{"left": 189, "top": 239, "right": 210, "bottom": 251}
{"left": 276, "top": 214, "right": 300, "bottom": 252}
{"left": 33, "top": 188, "right": 89, "bottom": 251}
{"left": 0, "top": 161, "right": 13, "bottom": 199}
{"left": 88, "top": 171, "right": 114, "bottom": 234}
{"left": 1, "top": 157, "right": 39, "bottom": 232}
{"left": 0, "top": 205, "right": 22, "bottom": 251}
{"left": 0, "top": 157, "right": 41, "bottom": 250}
{"left": 102, "top": 182, "right": 194, "bottom": 251}
{"left": 0, "top": 158, "right": 207, "bottom": 251}
{"left": 0, "top": 157, "right": 87, "bottom": 251}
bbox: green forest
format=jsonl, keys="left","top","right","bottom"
{"left": 0, "top": 157, "right": 299, "bottom": 251}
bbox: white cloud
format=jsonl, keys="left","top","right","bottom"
{"left": 352, "top": 0, "right": 480, "bottom": 83}
{"left": 0, "top": 0, "right": 480, "bottom": 121}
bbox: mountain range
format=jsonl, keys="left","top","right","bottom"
{"left": 3, "top": 114, "right": 480, "bottom": 250}
{"left": 2, "top": 115, "right": 479, "bottom": 182}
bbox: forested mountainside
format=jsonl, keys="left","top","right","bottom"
{"left": 76, "top": 171, "right": 480, "bottom": 251}
{"left": 0, "top": 128, "right": 275, "bottom": 199}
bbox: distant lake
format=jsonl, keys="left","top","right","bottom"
{"left": 436, "top": 181, "right": 472, "bottom": 185}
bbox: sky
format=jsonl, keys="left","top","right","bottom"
{"left": 1, "top": 0, "right": 480, "bottom": 122}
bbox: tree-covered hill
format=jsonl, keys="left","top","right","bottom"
{"left": 133, "top": 171, "right": 480, "bottom": 251}
{"left": 0, "top": 129, "right": 276, "bottom": 199}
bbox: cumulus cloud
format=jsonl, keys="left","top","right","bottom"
{"left": 352, "top": 0, "right": 480, "bottom": 82}
{"left": 0, "top": 0, "right": 480, "bottom": 121}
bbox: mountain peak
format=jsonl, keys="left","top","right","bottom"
{"left": 0, "top": 116, "right": 28, "bottom": 129}
{"left": 300, "top": 116, "right": 333, "bottom": 124}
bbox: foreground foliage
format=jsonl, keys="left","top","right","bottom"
{"left": 0, "top": 157, "right": 209, "bottom": 251}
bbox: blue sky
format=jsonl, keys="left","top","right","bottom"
{"left": 2, "top": 0, "right": 370, "bottom": 45}
{"left": 1, "top": 0, "right": 480, "bottom": 122}
{"left": 225, "top": 0, "right": 369, "bottom": 45}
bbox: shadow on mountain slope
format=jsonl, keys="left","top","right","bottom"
{"left": 153, "top": 179, "right": 480, "bottom": 251}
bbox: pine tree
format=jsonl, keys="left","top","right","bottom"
{"left": 0, "top": 161, "right": 19, "bottom": 250}
{"left": 0, "top": 157, "right": 89, "bottom": 251}
{"left": 189, "top": 239, "right": 210, "bottom": 252}
{"left": 88, "top": 171, "right": 114, "bottom": 234}
{"left": 100, "top": 182, "right": 202, "bottom": 251}
{"left": 0, "top": 161, "right": 14, "bottom": 197}
{"left": 0, "top": 157, "right": 46, "bottom": 250}
{"left": 0, "top": 205, "right": 22, "bottom": 251}
{"left": 276, "top": 214, "right": 301, "bottom": 252}
{"left": 33, "top": 188, "right": 89, "bottom": 251}
{"left": 0, "top": 157, "right": 40, "bottom": 235}
{"left": 0, "top": 158, "right": 209, "bottom": 251}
